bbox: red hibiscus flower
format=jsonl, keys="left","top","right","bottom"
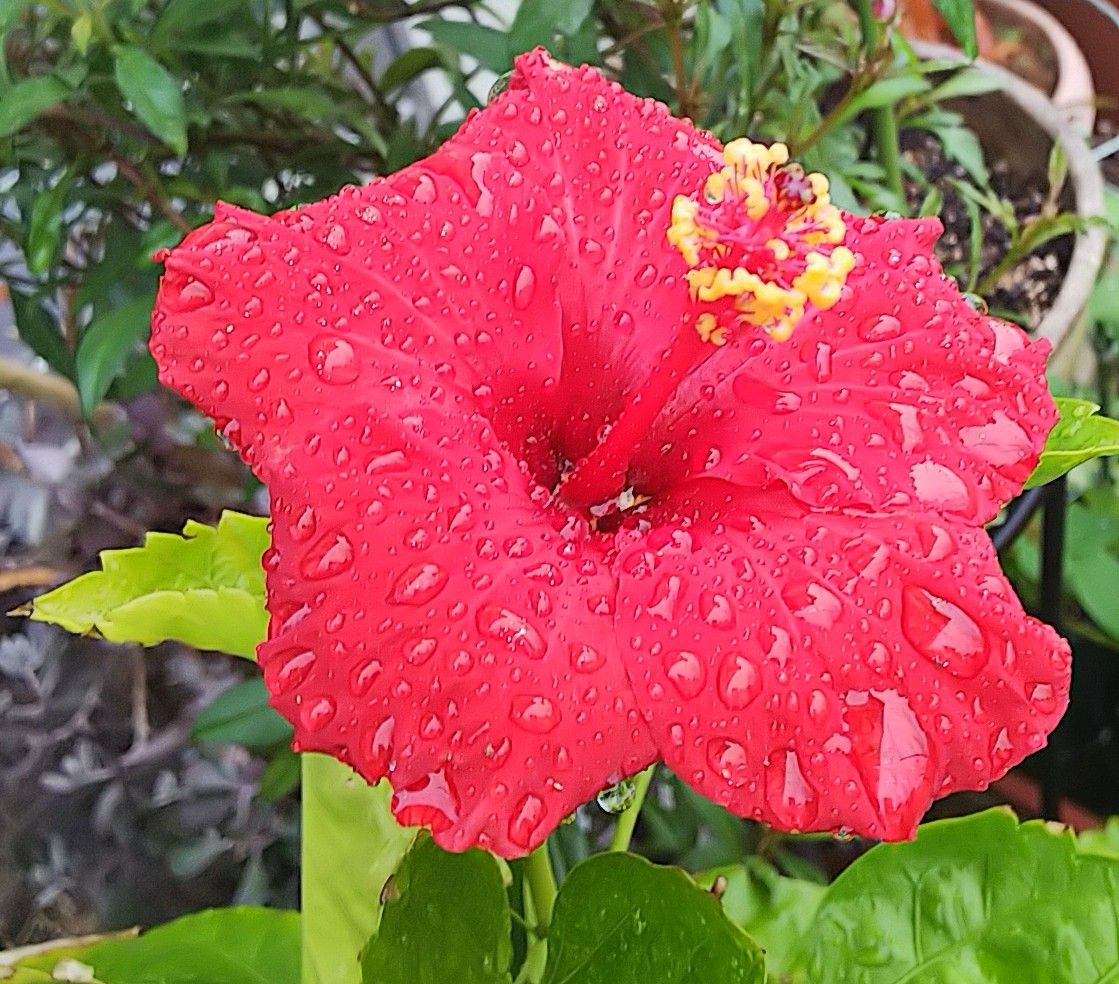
{"left": 150, "top": 49, "right": 1070, "bottom": 857}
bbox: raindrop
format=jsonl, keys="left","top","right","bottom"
{"left": 596, "top": 777, "right": 637, "bottom": 814}
{"left": 510, "top": 695, "right": 560, "bottom": 733}
{"left": 271, "top": 648, "right": 315, "bottom": 694}
{"left": 476, "top": 606, "right": 546, "bottom": 659}
{"left": 508, "top": 793, "right": 546, "bottom": 849}
{"left": 389, "top": 562, "right": 450, "bottom": 606}
{"left": 901, "top": 586, "right": 987, "bottom": 678}
{"left": 299, "top": 531, "right": 354, "bottom": 580}
{"left": 300, "top": 695, "right": 336, "bottom": 732}
{"left": 392, "top": 768, "right": 460, "bottom": 832}
{"left": 707, "top": 737, "right": 750, "bottom": 788}
{"left": 716, "top": 652, "right": 761, "bottom": 710}
{"left": 664, "top": 650, "right": 706, "bottom": 699}
{"left": 858, "top": 313, "right": 903, "bottom": 342}
{"left": 764, "top": 749, "right": 818, "bottom": 829}
{"left": 513, "top": 265, "right": 536, "bottom": 310}
{"left": 309, "top": 335, "right": 359, "bottom": 385}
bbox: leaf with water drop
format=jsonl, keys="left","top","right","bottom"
{"left": 23, "top": 510, "right": 269, "bottom": 659}
{"left": 785, "top": 808, "right": 1119, "bottom": 983}
{"left": 1024, "top": 398, "right": 1119, "bottom": 488}
{"left": 541, "top": 853, "right": 765, "bottom": 984}
{"left": 360, "top": 837, "right": 512, "bottom": 984}
{"left": 112, "top": 44, "right": 188, "bottom": 155}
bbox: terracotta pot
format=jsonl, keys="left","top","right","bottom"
{"left": 911, "top": 41, "right": 1107, "bottom": 370}
{"left": 1032, "top": 0, "right": 1119, "bottom": 125}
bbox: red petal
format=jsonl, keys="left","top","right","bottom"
{"left": 634, "top": 215, "right": 1057, "bottom": 524}
{"left": 613, "top": 480, "right": 1070, "bottom": 840}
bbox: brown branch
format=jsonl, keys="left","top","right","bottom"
{"left": 110, "top": 155, "right": 191, "bottom": 236}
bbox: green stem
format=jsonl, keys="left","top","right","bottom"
{"left": 517, "top": 843, "right": 559, "bottom": 984}
{"left": 852, "top": 0, "right": 905, "bottom": 202}
{"left": 607, "top": 764, "right": 657, "bottom": 853}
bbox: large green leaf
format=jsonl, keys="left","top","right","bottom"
{"left": 786, "top": 808, "right": 1119, "bottom": 983}
{"left": 11, "top": 908, "right": 298, "bottom": 984}
{"left": 1025, "top": 398, "right": 1119, "bottom": 488}
{"left": 360, "top": 838, "right": 512, "bottom": 984}
{"left": 113, "top": 45, "right": 188, "bottom": 154}
{"left": 302, "top": 756, "right": 416, "bottom": 984}
{"left": 697, "top": 858, "right": 825, "bottom": 981}
{"left": 0, "top": 75, "right": 69, "bottom": 137}
{"left": 541, "top": 853, "right": 766, "bottom": 984}
{"left": 24, "top": 511, "right": 269, "bottom": 659}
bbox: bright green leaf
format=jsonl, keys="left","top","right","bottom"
{"left": 0, "top": 75, "right": 69, "bottom": 137}
{"left": 1079, "top": 817, "right": 1119, "bottom": 857}
{"left": 933, "top": 0, "right": 978, "bottom": 58}
{"left": 1025, "top": 398, "right": 1119, "bottom": 488}
{"left": 24, "top": 511, "right": 269, "bottom": 659}
{"left": 70, "top": 14, "right": 93, "bottom": 56}
{"left": 787, "top": 808, "right": 1119, "bottom": 983}
{"left": 303, "top": 756, "right": 416, "bottom": 984}
{"left": 926, "top": 66, "right": 1002, "bottom": 102}
{"left": 191, "top": 678, "right": 293, "bottom": 748}
{"left": 698, "top": 857, "right": 825, "bottom": 980}
{"left": 74, "top": 291, "right": 154, "bottom": 415}
{"left": 15, "top": 908, "right": 299, "bottom": 984}
{"left": 541, "top": 853, "right": 765, "bottom": 984}
{"left": 113, "top": 45, "right": 188, "bottom": 154}
{"left": 360, "top": 838, "right": 512, "bottom": 984}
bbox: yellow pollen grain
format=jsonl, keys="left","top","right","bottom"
{"left": 695, "top": 313, "right": 729, "bottom": 346}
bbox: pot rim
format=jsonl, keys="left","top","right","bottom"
{"left": 911, "top": 40, "right": 1107, "bottom": 365}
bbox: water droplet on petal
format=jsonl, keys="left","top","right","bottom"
{"left": 390, "top": 562, "right": 450, "bottom": 605}
{"left": 765, "top": 749, "right": 818, "bottom": 829}
{"left": 290, "top": 506, "right": 317, "bottom": 543}
{"left": 361, "top": 716, "right": 395, "bottom": 776}
{"left": 513, "top": 265, "right": 536, "bottom": 310}
{"left": 664, "top": 650, "right": 706, "bottom": 699}
{"left": 171, "top": 278, "right": 214, "bottom": 312}
{"left": 300, "top": 531, "right": 354, "bottom": 580}
{"left": 349, "top": 658, "right": 383, "bottom": 697}
{"left": 1028, "top": 681, "right": 1058, "bottom": 715}
{"left": 510, "top": 695, "right": 560, "bottom": 733}
{"left": 716, "top": 652, "right": 760, "bottom": 710}
{"left": 901, "top": 586, "right": 987, "bottom": 678}
{"left": 392, "top": 768, "right": 460, "bottom": 832}
{"left": 476, "top": 606, "right": 546, "bottom": 659}
{"left": 300, "top": 695, "right": 336, "bottom": 732}
{"left": 858, "top": 313, "right": 903, "bottom": 342}
{"left": 707, "top": 737, "right": 750, "bottom": 788}
{"left": 309, "top": 335, "right": 359, "bottom": 384}
{"left": 781, "top": 581, "right": 842, "bottom": 629}
{"left": 270, "top": 647, "right": 315, "bottom": 694}
{"left": 570, "top": 642, "right": 605, "bottom": 673}
{"left": 508, "top": 793, "right": 546, "bottom": 849}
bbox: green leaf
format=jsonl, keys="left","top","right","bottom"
{"left": 420, "top": 20, "right": 511, "bottom": 74}
{"left": 933, "top": 0, "right": 978, "bottom": 58}
{"left": 509, "top": 0, "right": 595, "bottom": 50}
{"left": 70, "top": 14, "right": 93, "bottom": 56}
{"left": 360, "top": 838, "right": 512, "bottom": 984}
{"left": 75, "top": 290, "right": 155, "bottom": 415}
{"left": 1065, "top": 496, "right": 1119, "bottom": 640}
{"left": 259, "top": 747, "right": 301, "bottom": 801}
{"left": 0, "top": 75, "right": 69, "bottom": 137}
{"left": 152, "top": 0, "right": 243, "bottom": 47}
{"left": 787, "top": 808, "right": 1119, "bottom": 983}
{"left": 1025, "top": 398, "right": 1119, "bottom": 488}
{"left": 9, "top": 290, "right": 74, "bottom": 378}
{"left": 697, "top": 857, "right": 825, "bottom": 981}
{"left": 541, "top": 853, "right": 765, "bottom": 984}
{"left": 191, "top": 678, "right": 293, "bottom": 748}
{"left": 16, "top": 908, "right": 299, "bottom": 984}
{"left": 1079, "top": 817, "right": 1119, "bottom": 857}
{"left": 926, "top": 66, "right": 1002, "bottom": 101}
{"left": 303, "top": 756, "right": 416, "bottom": 984}
{"left": 839, "top": 76, "right": 931, "bottom": 123}
{"left": 24, "top": 511, "right": 269, "bottom": 659}
{"left": 379, "top": 47, "right": 452, "bottom": 94}
{"left": 113, "top": 45, "right": 188, "bottom": 155}
{"left": 26, "top": 170, "right": 73, "bottom": 276}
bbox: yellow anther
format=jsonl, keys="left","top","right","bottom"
{"left": 667, "top": 138, "right": 853, "bottom": 346}
{"left": 695, "top": 313, "right": 728, "bottom": 346}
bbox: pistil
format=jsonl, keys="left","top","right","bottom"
{"left": 559, "top": 139, "right": 855, "bottom": 512}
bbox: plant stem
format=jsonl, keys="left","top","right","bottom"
{"left": 851, "top": 0, "right": 904, "bottom": 202}
{"left": 607, "top": 764, "right": 657, "bottom": 853}
{"left": 517, "top": 842, "right": 558, "bottom": 984}
{"left": 522, "top": 842, "right": 558, "bottom": 933}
